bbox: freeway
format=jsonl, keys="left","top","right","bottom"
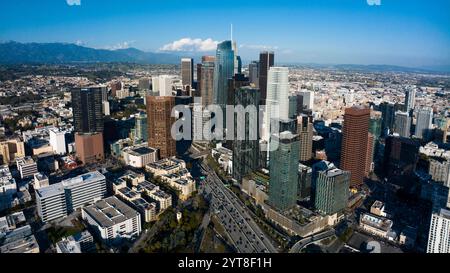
{"left": 200, "top": 162, "right": 278, "bottom": 253}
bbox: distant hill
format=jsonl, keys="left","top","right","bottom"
{"left": 0, "top": 41, "right": 180, "bottom": 64}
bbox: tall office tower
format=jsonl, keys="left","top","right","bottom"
{"left": 138, "top": 77, "right": 151, "bottom": 90}
{"left": 297, "top": 114, "right": 313, "bottom": 162}
{"left": 299, "top": 90, "right": 315, "bottom": 111}
{"left": 269, "top": 131, "right": 299, "bottom": 211}
{"left": 405, "top": 85, "right": 416, "bottom": 113}
{"left": 232, "top": 87, "right": 260, "bottom": 182}
{"left": 259, "top": 51, "right": 275, "bottom": 104}
{"left": 248, "top": 61, "right": 260, "bottom": 88}
{"left": 200, "top": 57, "right": 216, "bottom": 106}
{"left": 181, "top": 58, "right": 194, "bottom": 89}
{"left": 415, "top": 107, "right": 434, "bottom": 140}
{"left": 380, "top": 102, "right": 396, "bottom": 135}
{"left": 298, "top": 163, "right": 312, "bottom": 199}
{"left": 213, "top": 40, "right": 235, "bottom": 115}
{"left": 135, "top": 112, "right": 148, "bottom": 142}
{"left": 36, "top": 171, "right": 107, "bottom": 223}
{"left": 158, "top": 75, "right": 174, "bottom": 97}
{"left": 427, "top": 208, "right": 450, "bottom": 253}
{"left": 288, "top": 95, "right": 298, "bottom": 119}
{"left": 49, "top": 128, "right": 66, "bottom": 155}
{"left": 369, "top": 111, "right": 383, "bottom": 139}
{"left": 71, "top": 87, "right": 104, "bottom": 133}
{"left": 146, "top": 96, "right": 176, "bottom": 159}
{"left": 75, "top": 133, "right": 104, "bottom": 164}
{"left": 151, "top": 76, "right": 160, "bottom": 93}
{"left": 394, "top": 111, "right": 411, "bottom": 138}
{"left": 435, "top": 116, "right": 449, "bottom": 143}
{"left": 264, "top": 67, "right": 290, "bottom": 141}
{"left": 193, "top": 104, "right": 211, "bottom": 143}
{"left": 383, "top": 136, "right": 420, "bottom": 177}
{"left": 227, "top": 73, "right": 250, "bottom": 106}
{"left": 314, "top": 167, "right": 350, "bottom": 215}
{"left": 340, "top": 106, "right": 371, "bottom": 187}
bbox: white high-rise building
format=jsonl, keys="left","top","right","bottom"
{"left": 299, "top": 90, "right": 315, "bottom": 111}
{"left": 158, "top": 75, "right": 174, "bottom": 96}
{"left": 394, "top": 111, "right": 411, "bottom": 138}
{"left": 427, "top": 208, "right": 450, "bottom": 253}
{"left": 151, "top": 76, "right": 160, "bottom": 92}
{"left": 415, "top": 107, "right": 433, "bottom": 140}
{"left": 263, "top": 67, "right": 290, "bottom": 141}
{"left": 49, "top": 128, "right": 66, "bottom": 155}
{"left": 405, "top": 85, "right": 416, "bottom": 112}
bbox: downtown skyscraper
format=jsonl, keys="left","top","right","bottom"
{"left": 71, "top": 87, "right": 105, "bottom": 164}
{"left": 259, "top": 51, "right": 275, "bottom": 104}
{"left": 146, "top": 95, "right": 176, "bottom": 159}
{"left": 199, "top": 56, "right": 216, "bottom": 106}
{"left": 181, "top": 58, "right": 194, "bottom": 89}
{"left": 232, "top": 87, "right": 260, "bottom": 182}
{"left": 213, "top": 40, "right": 235, "bottom": 114}
{"left": 269, "top": 131, "right": 299, "bottom": 211}
{"left": 415, "top": 107, "right": 433, "bottom": 140}
{"left": 340, "top": 106, "right": 372, "bottom": 187}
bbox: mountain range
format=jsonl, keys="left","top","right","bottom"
{"left": 0, "top": 41, "right": 449, "bottom": 74}
{"left": 0, "top": 41, "right": 181, "bottom": 64}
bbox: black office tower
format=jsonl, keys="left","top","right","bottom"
{"left": 72, "top": 87, "right": 104, "bottom": 133}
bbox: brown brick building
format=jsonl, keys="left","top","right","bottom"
{"left": 146, "top": 96, "right": 176, "bottom": 159}
{"left": 75, "top": 132, "right": 104, "bottom": 164}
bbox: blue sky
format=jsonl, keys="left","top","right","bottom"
{"left": 0, "top": 0, "right": 449, "bottom": 67}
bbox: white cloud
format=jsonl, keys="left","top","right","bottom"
{"left": 160, "top": 38, "right": 219, "bottom": 52}
{"left": 104, "top": 41, "right": 136, "bottom": 50}
{"left": 75, "top": 40, "right": 86, "bottom": 46}
{"left": 239, "top": 44, "right": 279, "bottom": 51}
{"left": 367, "top": 0, "right": 381, "bottom": 6}
{"left": 66, "top": 0, "right": 81, "bottom": 6}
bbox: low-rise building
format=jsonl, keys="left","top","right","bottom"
{"left": 122, "top": 144, "right": 158, "bottom": 168}
{"left": 33, "top": 173, "right": 49, "bottom": 190}
{"left": 0, "top": 165, "right": 17, "bottom": 211}
{"left": 359, "top": 212, "right": 396, "bottom": 241}
{"left": 56, "top": 230, "right": 95, "bottom": 253}
{"left": 16, "top": 157, "right": 38, "bottom": 179}
{"left": 82, "top": 196, "right": 141, "bottom": 245}
{"left": 0, "top": 225, "right": 40, "bottom": 253}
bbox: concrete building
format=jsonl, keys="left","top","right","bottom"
{"left": 49, "top": 128, "right": 67, "bottom": 155}
{"left": 33, "top": 173, "right": 49, "bottom": 190}
{"left": 298, "top": 90, "right": 314, "bottom": 111}
{"left": 0, "top": 225, "right": 40, "bottom": 253}
{"left": 199, "top": 57, "right": 215, "bottom": 106}
{"left": 429, "top": 159, "right": 450, "bottom": 186}
{"left": 16, "top": 157, "right": 38, "bottom": 179}
{"left": 0, "top": 165, "right": 17, "bottom": 211}
{"left": 122, "top": 144, "right": 157, "bottom": 168}
{"left": 82, "top": 196, "right": 141, "bottom": 245}
{"left": 359, "top": 212, "right": 396, "bottom": 241}
{"left": 0, "top": 139, "right": 25, "bottom": 165}
{"left": 427, "top": 208, "right": 450, "bottom": 253}
{"left": 56, "top": 230, "right": 95, "bottom": 253}
{"left": 36, "top": 171, "right": 107, "bottom": 223}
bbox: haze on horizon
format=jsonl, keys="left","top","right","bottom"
{"left": 0, "top": 0, "right": 449, "bottom": 68}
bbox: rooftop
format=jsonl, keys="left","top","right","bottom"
{"left": 36, "top": 171, "right": 105, "bottom": 199}
{"left": 83, "top": 196, "right": 139, "bottom": 228}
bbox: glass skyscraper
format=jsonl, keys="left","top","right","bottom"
{"left": 268, "top": 131, "right": 300, "bottom": 211}
{"left": 232, "top": 87, "right": 260, "bottom": 182}
{"left": 213, "top": 41, "right": 235, "bottom": 119}
{"left": 314, "top": 167, "right": 350, "bottom": 215}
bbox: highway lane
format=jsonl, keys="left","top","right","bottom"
{"left": 200, "top": 162, "right": 278, "bottom": 253}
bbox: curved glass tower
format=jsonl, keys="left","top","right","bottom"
{"left": 213, "top": 40, "right": 235, "bottom": 111}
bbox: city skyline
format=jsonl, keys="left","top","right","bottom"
{"left": 1, "top": 0, "right": 449, "bottom": 68}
